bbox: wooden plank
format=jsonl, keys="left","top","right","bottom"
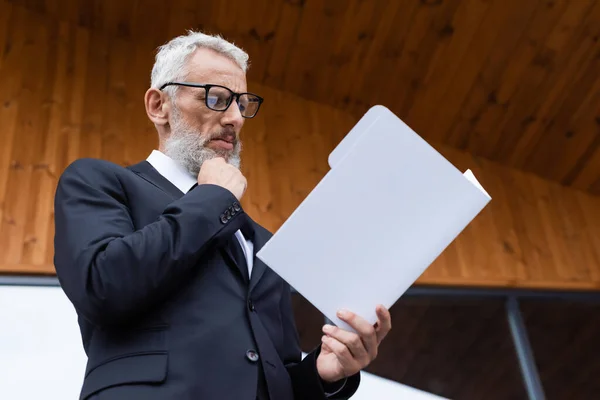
{"left": 380, "top": 0, "right": 463, "bottom": 124}
{"left": 130, "top": 0, "right": 169, "bottom": 47}
{"left": 553, "top": 70, "right": 600, "bottom": 185}
{"left": 42, "top": 23, "right": 89, "bottom": 270}
{"left": 472, "top": 157, "right": 528, "bottom": 281}
{"left": 99, "top": 35, "right": 128, "bottom": 165}
{"left": 511, "top": 1, "right": 600, "bottom": 177}
{"left": 445, "top": 0, "right": 542, "bottom": 150}
{"left": 324, "top": 0, "right": 382, "bottom": 107}
{"left": 405, "top": 0, "right": 493, "bottom": 139}
{"left": 102, "top": 0, "right": 134, "bottom": 39}
{"left": 19, "top": 15, "right": 54, "bottom": 266}
{"left": 420, "top": 0, "right": 521, "bottom": 144}
{"left": 530, "top": 174, "right": 586, "bottom": 283}
{"left": 64, "top": 25, "right": 89, "bottom": 169}
{"left": 486, "top": 0, "right": 596, "bottom": 162}
{"left": 495, "top": 165, "right": 549, "bottom": 282}
{"left": 78, "top": 28, "right": 108, "bottom": 159}
{"left": 234, "top": 0, "right": 281, "bottom": 84}
{"left": 347, "top": 0, "right": 419, "bottom": 117}
{"left": 575, "top": 191, "right": 600, "bottom": 280}
{"left": 396, "top": 0, "right": 467, "bottom": 118}
{"left": 123, "top": 37, "right": 155, "bottom": 167}
{"left": 23, "top": 16, "right": 60, "bottom": 266}
{"left": 0, "top": 1, "right": 23, "bottom": 268}
{"left": 42, "top": 0, "right": 78, "bottom": 26}
{"left": 166, "top": 0, "right": 199, "bottom": 39}
{"left": 282, "top": 0, "right": 343, "bottom": 97}
{"left": 0, "top": 264, "right": 58, "bottom": 275}
{"left": 262, "top": 0, "right": 303, "bottom": 87}
{"left": 1, "top": 8, "right": 47, "bottom": 265}
{"left": 553, "top": 183, "right": 600, "bottom": 283}
{"left": 343, "top": 0, "right": 405, "bottom": 117}
{"left": 572, "top": 140, "right": 600, "bottom": 194}
{"left": 506, "top": 0, "right": 598, "bottom": 169}
{"left": 415, "top": 275, "right": 600, "bottom": 291}
{"left": 0, "top": 0, "right": 12, "bottom": 70}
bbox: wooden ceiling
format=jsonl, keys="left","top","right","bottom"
{"left": 6, "top": 0, "right": 600, "bottom": 194}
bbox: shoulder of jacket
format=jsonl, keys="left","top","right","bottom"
{"left": 58, "top": 158, "right": 131, "bottom": 187}
{"left": 63, "top": 158, "right": 125, "bottom": 175}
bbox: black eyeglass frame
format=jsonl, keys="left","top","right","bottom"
{"left": 159, "top": 82, "right": 264, "bottom": 118}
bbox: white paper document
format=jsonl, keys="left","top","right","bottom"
{"left": 256, "top": 106, "right": 491, "bottom": 331}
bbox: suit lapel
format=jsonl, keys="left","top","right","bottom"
{"left": 128, "top": 161, "right": 185, "bottom": 199}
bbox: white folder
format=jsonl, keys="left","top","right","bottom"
{"left": 256, "top": 106, "right": 491, "bottom": 332}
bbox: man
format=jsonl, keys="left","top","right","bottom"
{"left": 54, "top": 31, "right": 391, "bottom": 400}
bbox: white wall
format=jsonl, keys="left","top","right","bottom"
{"left": 0, "top": 284, "right": 445, "bottom": 400}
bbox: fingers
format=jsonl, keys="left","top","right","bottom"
{"left": 322, "top": 324, "right": 370, "bottom": 362}
{"left": 320, "top": 306, "right": 392, "bottom": 375}
{"left": 321, "top": 335, "right": 358, "bottom": 372}
{"left": 334, "top": 310, "right": 378, "bottom": 361}
{"left": 375, "top": 304, "right": 392, "bottom": 344}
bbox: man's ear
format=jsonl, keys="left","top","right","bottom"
{"left": 145, "top": 88, "right": 170, "bottom": 126}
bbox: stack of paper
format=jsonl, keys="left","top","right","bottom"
{"left": 256, "top": 106, "right": 491, "bottom": 331}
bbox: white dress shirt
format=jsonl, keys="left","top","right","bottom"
{"left": 146, "top": 150, "right": 254, "bottom": 276}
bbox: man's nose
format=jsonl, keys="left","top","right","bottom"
{"left": 221, "top": 100, "right": 245, "bottom": 129}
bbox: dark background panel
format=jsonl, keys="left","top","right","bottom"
{"left": 292, "top": 293, "right": 528, "bottom": 400}
{"left": 521, "top": 299, "right": 600, "bottom": 400}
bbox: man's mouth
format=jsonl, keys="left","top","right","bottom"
{"left": 209, "top": 137, "right": 235, "bottom": 151}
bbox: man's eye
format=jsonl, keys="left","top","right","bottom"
{"left": 207, "top": 96, "right": 218, "bottom": 108}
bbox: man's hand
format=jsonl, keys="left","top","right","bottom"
{"left": 316, "top": 305, "right": 392, "bottom": 383}
{"left": 197, "top": 157, "right": 247, "bottom": 200}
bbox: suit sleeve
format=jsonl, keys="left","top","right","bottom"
{"left": 53, "top": 159, "right": 245, "bottom": 327}
{"left": 279, "top": 282, "right": 360, "bottom": 399}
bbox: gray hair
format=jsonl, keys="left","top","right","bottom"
{"left": 150, "top": 30, "right": 249, "bottom": 98}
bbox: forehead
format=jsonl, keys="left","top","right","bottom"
{"left": 184, "top": 48, "right": 247, "bottom": 92}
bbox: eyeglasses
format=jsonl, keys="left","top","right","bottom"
{"left": 159, "top": 82, "right": 264, "bottom": 118}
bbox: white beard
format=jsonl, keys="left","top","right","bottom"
{"left": 163, "top": 109, "right": 242, "bottom": 177}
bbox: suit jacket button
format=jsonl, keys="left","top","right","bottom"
{"left": 246, "top": 349, "right": 259, "bottom": 363}
{"left": 220, "top": 214, "right": 228, "bottom": 224}
{"left": 248, "top": 299, "right": 256, "bottom": 312}
{"left": 233, "top": 202, "right": 241, "bottom": 212}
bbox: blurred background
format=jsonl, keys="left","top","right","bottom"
{"left": 0, "top": 0, "right": 599, "bottom": 399}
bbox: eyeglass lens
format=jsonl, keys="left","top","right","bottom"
{"left": 207, "top": 86, "right": 260, "bottom": 117}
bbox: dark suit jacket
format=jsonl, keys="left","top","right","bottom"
{"left": 53, "top": 158, "right": 360, "bottom": 400}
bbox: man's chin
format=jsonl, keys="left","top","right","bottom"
{"left": 206, "top": 145, "right": 232, "bottom": 160}
{"left": 197, "top": 150, "right": 241, "bottom": 169}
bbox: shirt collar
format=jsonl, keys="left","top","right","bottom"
{"left": 146, "top": 150, "right": 197, "bottom": 194}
